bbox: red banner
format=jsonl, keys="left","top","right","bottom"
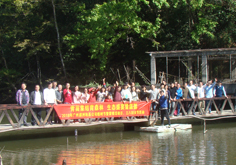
{"left": 54, "top": 101, "right": 151, "bottom": 120}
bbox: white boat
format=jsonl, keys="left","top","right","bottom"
{"left": 135, "top": 124, "right": 192, "bottom": 133}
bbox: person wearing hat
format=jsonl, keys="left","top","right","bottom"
{"left": 159, "top": 90, "right": 171, "bottom": 126}
{"left": 214, "top": 80, "right": 227, "bottom": 111}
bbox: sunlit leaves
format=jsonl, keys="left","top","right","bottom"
{"left": 64, "top": 0, "right": 166, "bottom": 70}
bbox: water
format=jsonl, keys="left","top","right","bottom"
{"left": 1, "top": 123, "right": 236, "bottom": 165}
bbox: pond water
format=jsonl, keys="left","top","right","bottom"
{"left": 1, "top": 122, "right": 236, "bottom": 165}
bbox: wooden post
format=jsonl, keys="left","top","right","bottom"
{"left": 202, "top": 54, "right": 208, "bottom": 84}
{"left": 150, "top": 54, "right": 156, "bottom": 84}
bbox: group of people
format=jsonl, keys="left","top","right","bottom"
{"left": 15, "top": 79, "right": 143, "bottom": 126}
{"left": 15, "top": 77, "right": 227, "bottom": 126}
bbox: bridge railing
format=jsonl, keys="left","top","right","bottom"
{"left": 0, "top": 104, "right": 54, "bottom": 128}
{"left": 169, "top": 96, "right": 236, "bottom": 116}
{"left": 0, "top": 96, "right": 235, "bottom": 128}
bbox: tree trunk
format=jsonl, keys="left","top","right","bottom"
{"left": 0, "top": 46, "right": 17, "bottom": 92}
{"left": 36, "top": 54, "right": 43, "bottom": 89}
{"left": 52, "top": 0, "right": 68, "bottom": 81}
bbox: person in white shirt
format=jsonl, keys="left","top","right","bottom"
{"left": 73, "top": 85, "right": 82, "bottom": 103}
{"left": 81, "top": 88, "right": 90, "bottom": 103}
{"left": 187, "top": 80, "right": 197, "bottom": 99}
{"left": 97, "top": 87, "right": 107, "bottom": 102}
{"left": 43, "top": 82, "right": 57, "bottom": 125}
{"left": 121, "top": 83, "right": 132, "bottom": 102}
{"left": 131, "top": 86, "right": 139, "bottom": 101}
{"left": 197, "top": 81, "right": 205, "bottom": 114}
{"left": 147, "top": 84, "right": 160, "bottom": 116}
{"left": 30, "top": 85, "right": 44, "bottom": 126}
{"left": 188, "top": 80, "right": 197, "bottom": 115}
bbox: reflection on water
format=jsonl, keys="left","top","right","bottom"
{"left": 1, "top": 123, "right": 236, "bottom": 164}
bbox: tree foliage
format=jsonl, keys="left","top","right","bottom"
{"left": 0, "top": 0, "right": 236, "bottom": 103}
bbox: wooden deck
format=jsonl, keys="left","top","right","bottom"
{"left": 0, "top": 109, "right": 235, "bottom": 134}
{"left": 1, "top": 96, "right": 236, "bottom": 135}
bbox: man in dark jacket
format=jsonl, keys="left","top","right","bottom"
{"left": 169, "top": 83, "right": 176, "bottom": 115}
{"left": 159, "top": 90, "right": 171, "bottom": 126}
{"left": 214, "top": 81, "right": 227, "bottom": 111}
{"left": 30, "top": 85, "right": 44, "bottom": 126}
{"left": 182, "top": 82, "right": 191, "bottom": 115}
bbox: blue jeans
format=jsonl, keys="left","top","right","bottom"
{"left": 205, "top": 100, "right": 212, "bottom": 113}
{"left": 177, "top": 102, "right": 180, "bottom": 115}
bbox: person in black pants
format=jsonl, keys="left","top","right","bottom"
{"left": 159, "top": 90, "right": 171, "bottom": 126}
{"left": 30, "top": 85, "right": 44, "bottom": 126}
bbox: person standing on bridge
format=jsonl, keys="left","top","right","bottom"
{"left": 187, "top": 80, "right": 197, "bottom": 115}
{"left": 159, "top": 90, "right": 171, "bottom": 126}
{"left": 44, "top": 82, "right": 57, "bottom": 125}
{"left": 147, "top": 84, "right": 159, "bottom": 118}
{"left": 213, "top": 81, "right": 227, "bottom": 111}
{"left": 169, "top": 83, "right": 177, "bottom": 115}
{"left": 16, "top": 82, "right": 30, "bottom": 126}
{"left": 30, "top": 85, "right": 44, "bottom": 126}
{"left": 88, "top": 85, "right": 101, "bottom": 103}
{"left": 55, "top": 84, "right": 63, "bottom": 124}
{"left": 182, "top": 82, "right": 191, "bottom": 115}
{"left": 113, "top": 81, "right": 122, "bottom": 102}
{"left": 63, "top": 83, "right": 73, "bottom": 104}
{"left": 176, "top": 83, "right": 183, "bottom": 116}
{"left": 204, "top": 78, "right": 217, "bottom": 114}
{"left": 197, "top": 82, "right": 205, "bottom": 114}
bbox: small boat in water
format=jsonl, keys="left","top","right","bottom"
{"left": 135, "top": 124, "right": 192, "bottom": 133}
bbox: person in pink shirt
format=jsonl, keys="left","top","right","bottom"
{"left": 73, "top": 85, "right": 82, "bottom": 103}
{"left": 88, "top": 85, "right": 101, "bottom": 103}
{"left": 63, "top": 83, "right": 72, "bottom": 104}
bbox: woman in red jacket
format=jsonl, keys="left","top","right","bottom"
{"left": 88, "top": 85, "right": 101, "bottom": 103}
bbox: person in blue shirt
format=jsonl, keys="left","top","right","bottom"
{"left": 213, "top": 81, "right": 227, "bottom": 111}
{"left": 159, "top": 90, "right": 171, "bottom": 126}
{"left": 176, "top": 83, "right": 183, "bottom": 116}
{"left": 204, "top": 78, "right": 217, "bottom": 114}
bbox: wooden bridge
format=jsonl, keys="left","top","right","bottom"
{"left": 0, "top": 96, "right": 236, "bottom": 134}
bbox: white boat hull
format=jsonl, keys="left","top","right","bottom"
{"left": 135, "top": 124, "right": 192, "bottom": 133}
